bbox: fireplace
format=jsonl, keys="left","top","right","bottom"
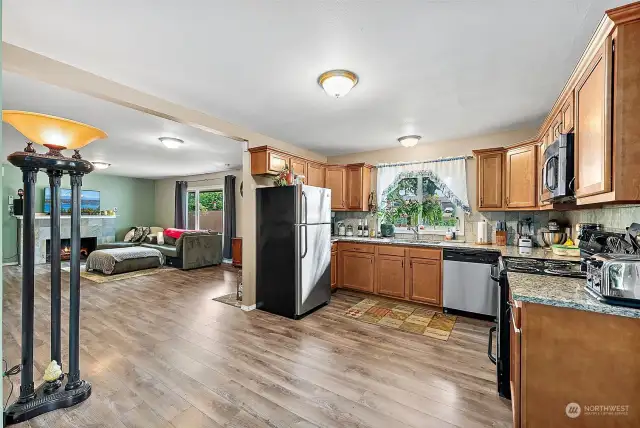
{"left": 45, "top": 237, "right": 97, "bottom": 263}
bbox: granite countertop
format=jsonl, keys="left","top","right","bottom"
{"left": 508, "top": 272, "right": 640, "bottom": 319}
{"left": 331, "top": 236, "right": 580, "bottom": 261}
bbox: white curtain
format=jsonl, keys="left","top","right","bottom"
{"left": 377, "top": 156, "right": 470, "bottom": 213}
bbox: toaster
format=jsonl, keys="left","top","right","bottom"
{"left": 586, "top": 254, "right": 640, "bottom": 307}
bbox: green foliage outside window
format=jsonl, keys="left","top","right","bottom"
{"left": 188, "top": 191, "right": 223, "bottom": 212}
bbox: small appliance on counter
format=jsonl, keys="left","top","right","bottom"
{"left": 337, "top": 222, "right": 346, "bottom": 236}
{"left": 585, "top": 254, "right": 640, "bottom": 307}
{"left": 575, "top": 222, "right": 602, "bottom": 246}
{"left": 346, "top": 224, "right": 354, "bottom": 236}
{"left": 517, "top": 218, "right": 534, "bottom": 248}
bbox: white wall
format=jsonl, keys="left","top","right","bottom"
{"left": 154, "top": 169, "right": 243, "bottom": 236}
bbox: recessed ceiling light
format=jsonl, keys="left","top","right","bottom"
{"left": 159, "top": 137, "right": 184, "bottom": 149}
{"left": 398, "top": 135, "right": 421, "bottom": 148}
{"left": 317, "top": 70, "right": 358, "bottom": 98}
{"left": 92, "top": 161, "right": 111, "bottom": 170}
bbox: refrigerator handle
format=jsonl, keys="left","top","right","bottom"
{"left": 301, "top": 191, "right": 308, "bottom": 224}
{"left": 300, "top": 225, "right": 308, "bottom": 258}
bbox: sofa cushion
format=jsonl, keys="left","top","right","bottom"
{"left": 140, "top": 243, "right": 178, "bottom": 258}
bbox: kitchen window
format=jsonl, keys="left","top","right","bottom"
{"left": 377, "top": 157, "right": 471, "bottom": 237}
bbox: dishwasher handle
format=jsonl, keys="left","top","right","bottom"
{"left": 488, "top": 325, "right": 497, "bottom": 365}
{"left": 490, "top": 263, "right": 501, "bottom": 282}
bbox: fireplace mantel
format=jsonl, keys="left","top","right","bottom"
{"left": 16, "top": 215, "right": 117, "bottom": 265}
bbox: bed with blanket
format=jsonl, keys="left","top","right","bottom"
{"left": 85, "top": 247, "right": 164, "bottom": 275}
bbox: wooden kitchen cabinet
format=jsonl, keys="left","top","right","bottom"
{"left": 339, "top": 251, "right": 374, "bottom": 293}
{"left": 476, "top": 151, "right": 503, "bottom": 209}
{"left": 289, "top": 157, "right": 307, "bottom": 182}
{"left": 326, "top": 166, "right": 347, "bottom": 210}
{"left": 574, "top": 40, "right": 612, "bottom": 199}
{"left": 248, "top": 146, "right": 291, "bottom": 175}
{"left": 505, "top": 144, "right": 537, "bottom": 209}
{"left": 306, "top": 162, "right": 326, "bottom": 187}
{"left": 560, "top": 91, "right": 575, "bottom": 133}
{"left": 375, "top": 255, "right": 405, "bottom": 298}
{"left": 330, "top": 243, "right": 337, "bottom": 291}
{"left": 537, "top": 142, "right": 552, "bottom": 208}
{"left": 510, "top": 298, "right": 522, "bottom": 428}
{"left": 408, "top": 258, "right": 441, "bottom": 305}
{"left": 346, "top": 164, "right": 373, "bottom": 211}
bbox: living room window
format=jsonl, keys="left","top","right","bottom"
{"left": 187, "top": 188, "right": 224, "bottom": 232}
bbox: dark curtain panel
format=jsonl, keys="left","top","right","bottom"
{"left": 174, "top": 181, "right": 188, "bottom": 229}
{"left": 222, "top": 175, "right": 236, "bottom": 259}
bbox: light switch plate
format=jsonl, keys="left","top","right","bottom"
{"left": 8, "top": 196, "right": 14, "bottom": 205}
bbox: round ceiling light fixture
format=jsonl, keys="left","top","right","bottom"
{"left": 92, "top": 161, "right": 111, "bottom": 170}
{"left": 159, "top": 137, "right": 184, "bottom": 149}
{"left": 317, "top": 69, "right": 359, "bottom": 98}
{"left": 398, "top": 135, "right": 422, "bottom": 148}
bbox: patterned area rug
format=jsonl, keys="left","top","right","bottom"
{"left": 212, "top": 293, "right": 242, "bottom": 308}
{"left": 345, "top": 298, "right": 457, "bottom": 340}
{"left": 62, "top": 265, "right": 173, "bottom": 283}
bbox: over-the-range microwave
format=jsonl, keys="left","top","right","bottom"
{"left": 541, "top": 133, "right": 575, "bottom": 202}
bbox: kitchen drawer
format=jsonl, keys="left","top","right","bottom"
{"left": 338, "top": 242, "right": 375, "bottom": 254}
{"left": 377, "top": 245, "right": 406, "bottom": 257}
{"left": 408, "top": 247, "right": 442, "bottom": 260}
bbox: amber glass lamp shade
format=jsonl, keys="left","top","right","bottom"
{"left": 2, "top": 110, "right": 107, "bottom": 151}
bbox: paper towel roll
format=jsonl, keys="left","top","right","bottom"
{"left": 477, "top": 221, "right": 488, "bottom": 244}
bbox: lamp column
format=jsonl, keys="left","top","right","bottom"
{"left": 18, "top": 167, "right": 38, "bottom": 403}
{"left": 66, "top": 171, "right": 83, "bottom": 389}
{"left": 47, "top": 170, "right": 63, "bottom": 367}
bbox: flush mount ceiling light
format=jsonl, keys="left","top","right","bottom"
{"left": 92, "top": 161, "right": 111, "bottom": 170}
{"left": 317, "top": 69, "right": 359, "bottom": 98}
{"left": 398, "top": 135, "right": 422, "bottom": 148}
{"left": 159, "top": 137, "right": 184, "bottom": 149}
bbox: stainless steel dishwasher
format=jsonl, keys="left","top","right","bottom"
{"left": 442, "top": 248, "right": 500, "bottom": 319}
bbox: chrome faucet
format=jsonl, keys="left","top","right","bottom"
{"left": 409, "top": 225, "right": 419, "bottom": 240}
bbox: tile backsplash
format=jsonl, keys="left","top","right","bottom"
{"left": 334, "top": 204, "right": 640, "bottom": 245}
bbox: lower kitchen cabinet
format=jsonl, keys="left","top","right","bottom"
{"left": 375, "top": 255, "right": 405, "bottom": 298}
{"left": 408, "top": 258, "right": 441, "bottom": 305}
{"left": 340, "top": 251, "right": 374, "bottom": 293}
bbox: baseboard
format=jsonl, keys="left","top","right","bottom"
{"left": 241, "top": 304, "right": 256, "bottom": 311}
{"left": 3, "top": 261, "right": 19, "bottom": 266}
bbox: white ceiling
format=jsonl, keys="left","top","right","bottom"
{"left": 2, "top": 0, "right": 628, "bottom": 156}
{"left": 2, "top": 71, "right": 243, "bottom": 179}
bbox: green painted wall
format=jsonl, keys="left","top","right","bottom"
{"left": 2, "top": 166, "right": 156, "bottom": 264}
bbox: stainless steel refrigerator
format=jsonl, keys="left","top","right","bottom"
{"left": 256, "top": 184, "right": 332, "bottom": 319}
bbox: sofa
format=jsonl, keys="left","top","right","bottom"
{"left": 97, "top": 228, "right": 222, "bottom": 270}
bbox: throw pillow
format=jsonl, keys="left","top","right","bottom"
{"left": 145, "top": 235, "right": 158, "bottom": 244}
{"left": 157, "top": 232, "right": 165, "bottom": 245}
{"left": 130, "top": 227, "right": 145, "bottom": 242}
{"left": 123, "top": 228, "right": 136, "bottom": 242}
{"left": 138, "top": 227, "right": 151, "bottom": 243}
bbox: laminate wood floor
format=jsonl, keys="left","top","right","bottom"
{"left": 2, "top": 264, "right": 512, "bottom": 427}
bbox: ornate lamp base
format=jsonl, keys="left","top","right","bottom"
{"left": 4, "top": 379, "right": 91, "bottom": 425}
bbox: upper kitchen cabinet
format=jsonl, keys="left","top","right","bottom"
{"left": 249, "top": 146, "right": 291, "bottom": 175}
{"left": 289, "top": 157, "right": 307, "bottom": 182}
{"left": 505, "top": 143, "right": 537, "bottom": 209}
{"left": 574, "top": 40, "right": 613, "bottom": 199}
{"left": 326, "top": 166, "right": 347, "bottom": 210}
{"left": 346, "top": 164, "right": 373, "bottom": 211}
{"left": 474, "top": 149, "right": 504, "bottom": 210}
{"left": 306, "top": 162, "right": 326, "bottom": 187}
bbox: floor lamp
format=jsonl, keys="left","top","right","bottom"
{"left": 2, "top": 111, "right": 107, "bottom": 425}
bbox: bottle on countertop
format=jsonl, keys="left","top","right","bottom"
{"left": 363, "top": 222, "right": 369, "bottom": 237}
{"left": 357, "top": 220, "right": 363, "bottom": 236}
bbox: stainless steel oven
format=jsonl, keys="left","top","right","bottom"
{"left": 541, "top": 133, "right": 574, "bottom": 202}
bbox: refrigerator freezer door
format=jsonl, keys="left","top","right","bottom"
{"left": 298, "top": 185, "right": 331, "bottom": 225}
{"left": 295, "top": 223, "right": 332, "bottom": 316}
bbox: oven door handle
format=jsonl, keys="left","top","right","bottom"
{"left": 487, "top": 326, "right": 497, "bottom": 365}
